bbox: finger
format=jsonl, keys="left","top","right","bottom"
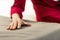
{"left": 7, "top": 23, "right": 13, "bottom": 30}
{"left": 9, "top": 22, "right": 14, "bottom": 30}
{"left": 11, "top": 21, "right": 17, "bottom": 30}
{"left": 7, "top": 24, "right": 11, "bottom": 30}
{"left": 22, "top": 23, "right": 31, "bottom": 26}
{"left": 17, "top": 21, "right": 21, "bottom": 29}
{"left": 22, "top": 21, "right": 31, "bottom": 26}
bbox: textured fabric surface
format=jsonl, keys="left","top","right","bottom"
{"left": 0, "top": 16, "right": 60, "bottom": 40}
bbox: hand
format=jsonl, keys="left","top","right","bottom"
{"left": 7, "top": 14, "right": 31, "bottom": 30}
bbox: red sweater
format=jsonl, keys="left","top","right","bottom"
{"left": 11, "top": 0, "right": 60, "bottom": 22}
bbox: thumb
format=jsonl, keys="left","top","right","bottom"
{"left": 22, "top": 21, "right": 31, "bottom": 26}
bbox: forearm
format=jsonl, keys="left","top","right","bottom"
{"left": 10, "top": 0, "right": 26, "bottom": 19}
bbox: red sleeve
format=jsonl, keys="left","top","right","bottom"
{"left": 10, "top": 0, "right": 26, "bottom": 19}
